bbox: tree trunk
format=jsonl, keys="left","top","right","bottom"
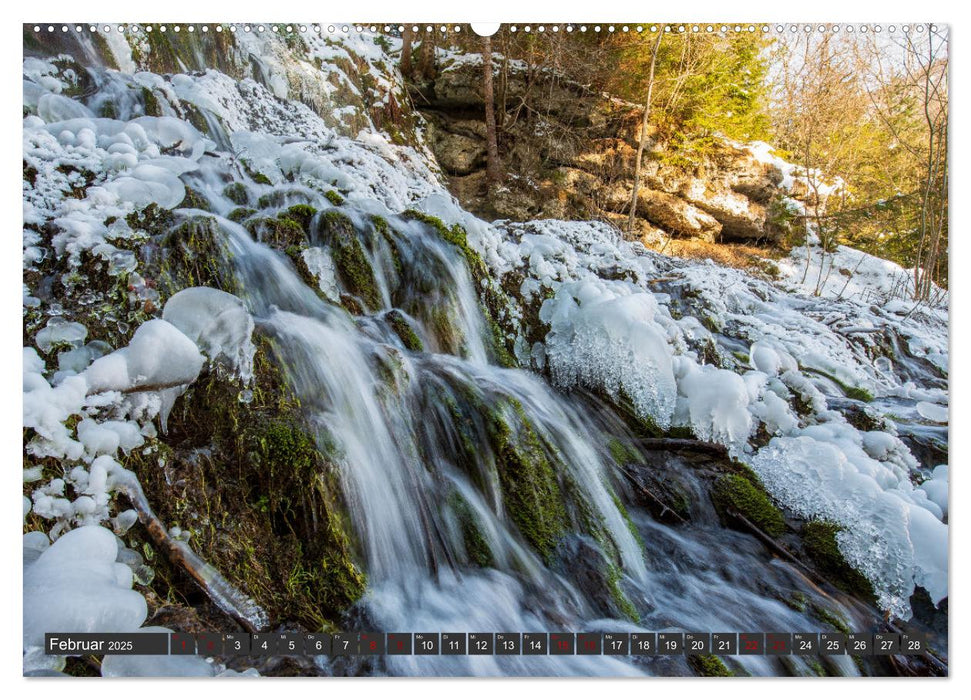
{"left": 418, "top": 35, "right": 435, "bottom": 81}
{"left": 627, "top": 28, "right": 665, "bottom": 234}
{"left": 483, "top": 36, "right": 502, "bottom": 186}
{"left": 400, "top": 26, "right": 414, "bottom": 79}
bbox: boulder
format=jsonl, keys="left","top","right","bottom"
{"left": 680, "top": 178, "right": 771, "bottom": 241}
{"left": 424, "top": 119, "right": 485, "bottom": 175}
{"left": 634, "top": 189, "right": 723, "bottom": 242}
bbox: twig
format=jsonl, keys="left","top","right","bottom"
{"left": 114, "top": 469, "right": 269, "bottom": 633}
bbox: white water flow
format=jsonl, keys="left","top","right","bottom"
{"left": 37, "top": 60, "right": 887, "bottom": 676}
{"left": 180, "top": 185, "right": 863, "bottom": 675}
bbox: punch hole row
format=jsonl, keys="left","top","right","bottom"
{"left": 31, "top": 24, "right": 939, "bottom": 35}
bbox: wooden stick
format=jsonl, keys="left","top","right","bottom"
{"left": 114, "top": 470, "right": 268, "bottom": 633}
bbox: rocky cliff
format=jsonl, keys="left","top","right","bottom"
{"left": 412, "top": 54, "right": 803, "bottom": 248}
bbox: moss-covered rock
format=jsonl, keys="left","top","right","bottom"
{"left": 320, "top": 211, "right": 381, "bottom": 312}
{"left": 179, "top": 186, "right": 210, "bottom": 211}
{"left": 133, "top": 333, "right": 366, "bottom": 631}
{"left": 607, "top": 438, "right": 641, "bottom": 466}
{"left": 448, "top": 491, "right": 494, "bottom": 568}
{"left": 227, "top": 207, "right": 256, "bottom": 223}
{"left": 239, "top": 159, "right": 273, "bottom": 186}
{"left": 324, "top": 190, "right": 345, "bottom": 206}
{"left": 810, "top": 602, "right": 852, "bottom": 634}
{"left": 223, "top": 182, "right": 250, "bottom": 206}
{"left": 385, "top": 309, "right": 424, "bottom": 352}
{"left": 802, "top": 520, "right": 875, "bottom": 600}
{"left": 140, "top": 87, "right": 163, "bottom": 117}
{"left": 488, "top": 399, "right": 567, "bottom": 563}
{"left": 710, "top": 472, "right": 785, "bottom": 537}
{"left": 282, "top": 204, "right": 318, "bottom": 234}
{"left": 605, "top": 562, "right": 640, "bottom": 622}
{"left": 245, "top": 216, "right": 306, "bottom": 250}
{"left": 688, "top": 654, "right": 734, "bottom": 676}
{"left": 402, "top": 210, "right": 516, "bottom": 367}
{"left": 159, "top": 216, "right": 239, "bottom": 296}
{"left": 257, "top": 189, "right": 314, "bottom": 209}
{"left": 126, "top": 203, "right": 176, "bottom": 236}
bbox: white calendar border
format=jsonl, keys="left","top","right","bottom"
{"left": 5, "top": 0, "right": 962, "bottom": 697}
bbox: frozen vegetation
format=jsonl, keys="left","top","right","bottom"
{"left": 22, "top": 26, "right": 947, "bottom": 676}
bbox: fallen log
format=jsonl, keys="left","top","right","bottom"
{"left": 113, "top": 466, "right": 269, "bottom": 633}
{"left": 635, "top": 437, "right": 730, "bottom": 458}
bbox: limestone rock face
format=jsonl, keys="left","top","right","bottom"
{"left": 416, "top": 57, "right": 796, "bottom": 244}
{"left": 635, "top": 190, "right": 723, "bottom": 243}
{"left": 424, "top": 118, "right": 486, "bottom": 175}
{"left": 680, "top": 178, "right": 769, "bottom": 240}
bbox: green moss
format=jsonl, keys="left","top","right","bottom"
{"left": 689, "top": 655, "right": 734, "bottom": 676}
{"left": 125, "top": 202, "right": 176, "bottom": 235}
{"left": 223, "top": 182, "right": 250, "bottom": 206}
{"left": 99, "top": 100, "right": 118, "bottom": 119}
{"left": 448, "top": 492, "right": 494, "bottom": 568}
{"left": 606, "top": 562, "right": 640, "bottom": 622}
{"left": 402, "top": 210, "right": 516, "bottom": 367}
{"left": 140, "top": 87, "right": 162, "bottom": 117}
{"left": 710, "top": 473, "right": 785, "bottom": 537}
{"left": 257, "top": 190, "right": 308, "bottom": 209}
{"left": 802, "top": 520, "right": 875, "bottom": 600}
{"left": 241, "top": 161, "right": 273, "bottom": 186}
{"left": 844, "top": 386, "right": 875, "bottom": 402}
{"left": 489, "top": 399, "right": 567, "bottom": 563}
{"left": 811, "top": 603, "right": 851, "bottom": 635}
{"left": 386, "top": 309, "right": 424, "bottom": 352}
{"left": 227, "top": 207, "right": 256, "bottom": 223}
{"left": 135, "top": 333, "right": 366, "bottom": 630}
{"left": 372, "top": 215, "right": 403, "bottom": 276}
{"left": 282, "top": 204, "right": 318, "bottom": 234}
{"left": 159, "top": 216, "right": 239, "bottom": 295}
{"left": 179, "top": 186, "right": 210, "bottom": 211}
{"left": 806, "top": 659, "right": 827, "bottom": 677}
{"left": 785, "top": 591, "right": 808, "bottom": 612}
{"left": 805, "top": 368, "right": 874, "bottom": 402}
{"left": 245, "top": 216, "right": 306, "bottom": 249}
{"left": 320, "top": 211, "right": 381, "bottom": 311}
{"left": 610, "top": 492, "right": 645, "bottom": 551}
{"left": 607, "top": 438, "right": 640, "bottom": 466}
{"left": 324, "top": 190, "right": 345, "bottom": 206}
{"left": 732, "top": 351, "right": 750, "bottom": 365}
{"left": 370, "top": 214, "right": 390, "bottom": 235}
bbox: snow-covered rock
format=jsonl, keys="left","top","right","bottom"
{"left": 84, "top": 319, "right": 204, "bottom": 394}
{"left": 23, "top": 527, "right": 148, "bottom": 652}
{"left": 162, "top": 287, "right": 256, "bottom": 383}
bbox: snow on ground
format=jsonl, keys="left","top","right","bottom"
{"left": 778, "top": 241, "right": 948, "bottom": 307}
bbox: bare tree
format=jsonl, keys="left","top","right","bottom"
{"left": 907, "top": 25, "right": 949, "bottom": 300}
{"left": 627, "top": 27, "right": 665, "bottom": 234}
{"left": 482, "top": 35, "right": 502, "bottom": 186}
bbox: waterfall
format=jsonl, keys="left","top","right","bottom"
{"left": 22, "top": 26, "right": 947, "bottom": 677}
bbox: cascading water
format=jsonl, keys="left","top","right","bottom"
{"left": 173, "top": 171, "right": 870, "bottom": 676}
{"left": 22, "top": 29, "right": 947, "bottom": 678}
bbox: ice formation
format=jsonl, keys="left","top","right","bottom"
{"left": 162, "top": 287, "right": 256, "bottom": 383}
{"left": 23, "top": 526, "right": 147, "bottom": 653}
{"left": 541, "top": 281, "right": 678, "bottom": 428}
